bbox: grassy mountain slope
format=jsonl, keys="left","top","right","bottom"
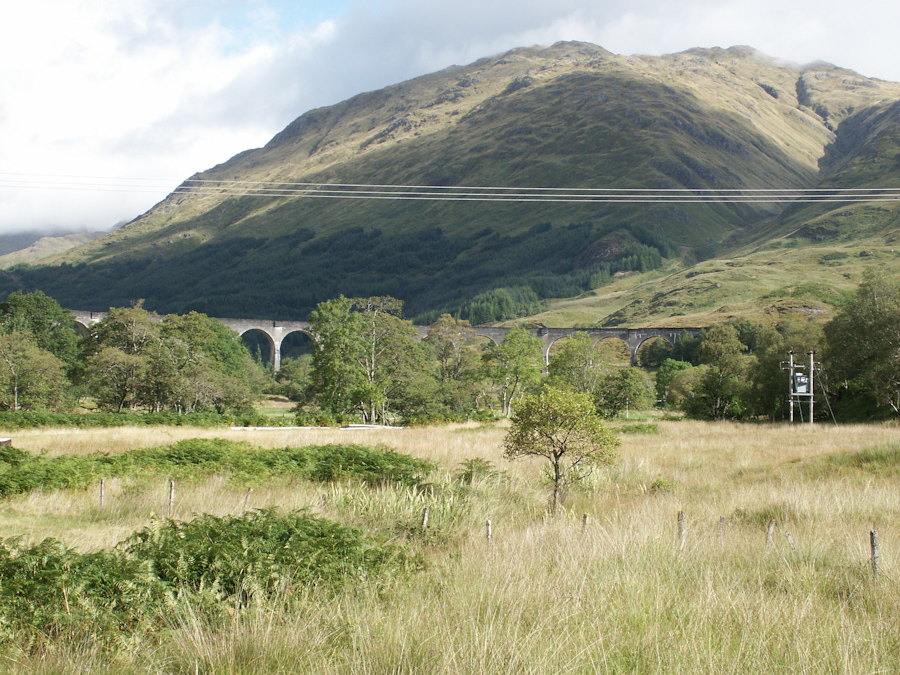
{"left": 3, "top": 42, "right": 900, "bottom": 323}
{"left": 0, "top": 232, "right": 105, "bottom": 269}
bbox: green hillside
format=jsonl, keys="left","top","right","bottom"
{"left": 2, "top": 42, "right": 899, "bottom": 323}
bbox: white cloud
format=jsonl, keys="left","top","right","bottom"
{"left": 0, "top": 0, "right": 335, "bottom": 233}
{"left": 0, "top": 0, "right": 897, "bottom": 234}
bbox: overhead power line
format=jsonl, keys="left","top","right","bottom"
{"left": 1, "top": 172, "right": 899, "bottom": 204}
{"left": 173, "top": 178, "right": 900, "bottom": 203}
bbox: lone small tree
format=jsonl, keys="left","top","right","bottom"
{"left": 504, "top": 387, "right": 619, "bottom": 515}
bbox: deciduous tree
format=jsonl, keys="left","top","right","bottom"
{"left": 484, "top": 327, "right": 543, "bottom": 417}
{"left": 0, "top": 290, "right": 80, "bottom": 369}
{"left": 747, "top": 321, "right": 822, "bottom": 420}
{"left": 425, "top": 314, "right": 477, "bottom": 383}
{"left": 84, "top": 347, "right": 147, "bottom": 412}
{"left": 825, "top": 273, "right": 900, "bottom": 413}
{"left": 308, "top": 296, "right": 366, "bottom": 417}
{"left": 655, "top": 358, "right": 693, "bottom": 405}
{"left": 504, "top": 387, "right": 619, "bottom": 514}
{"left": 594, "top": 367, "right": 654, "bottom": 418}
{"left": 547, "top": 332, "right": 607, "bottom": 396}
{"left": 691, "top": 324, "right": 751, "bottom": 419}
{"left": 349, "top": 296, "right": 418, "bottom": 423}
{"left": 0, "top": 331, "right": 69, "bottom": 411}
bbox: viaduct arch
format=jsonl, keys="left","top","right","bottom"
{"left": 70, "top": 311, "right": 700, "bottom": 370}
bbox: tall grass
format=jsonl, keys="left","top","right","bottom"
{"left": 1, "top": 420, "right": 900, "bottom": 672}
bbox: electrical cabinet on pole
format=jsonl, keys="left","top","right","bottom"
{"left": 781, "top": 350, "right": 816, "bottom": 424}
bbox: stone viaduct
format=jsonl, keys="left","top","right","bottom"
{"left": 71, "top": 311, "right": 701, "bottom": 370}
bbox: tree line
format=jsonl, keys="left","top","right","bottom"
{"left": 278, "top": 273, "right": 900, "bottom": 424}
{"left": 0, "top": 273, "right": 896, "bottom": 423}
{"left": 651, "top": 273, "right": 900, "bottom": 421}
{"left": 0, "top": 292, "right": 264, "bottom": 415}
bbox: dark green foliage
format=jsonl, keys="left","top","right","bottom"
{"left": 0, "top": 444, "right": 29, "bottom": 466}
{"left": 284, "top": 443, "right": 435, "bottom": 487}
{"left": 1, "top": 220, "right": 673, "bottom": 323}
{"left": 638, "top": 337, "right": 674, "bottom": 367}
{"left": 0, "top": 290, "right": 80, "bottom": 369}
{"left": 0, "top": 409, "right": 294, "bottom": 430}
{"left": 161, "top": 311, "right": 253, "bottom": 379}
{"left": 123, "top": 509, "right": 411, "bottom": 595}
{"left": 0, "top": 439, "right": 434, "bottom": 497}
{"left": 672, "top": 331, "right": 702, "bottom": 365}
{"left": 655, "top": 358, "right": 694, "bottom": 404}
{"left": 594, "top": 367, "right": 655, "bottom": 418}
{"left": 0, "top": 451, "right": 103, "bottom": 497}
{"left": 820, "top": 251, "right": 850, "bottom": 263}
{"left": 458, "top": 286, "right": 543, "bottom": 325}
{"left": 683, "top": 324, "right": 750, "bottom": 420}
{"left": 0, "top": 537, "right": 155, "bottom": 645}
{"left": 0, "top": 510, "right": 415, "bottom": 646}
{"left": 484, "top": 327, "right": 544, "bottom": 417}
{"left": 304, "top": 295, "right": 428, "bottom": 424}
{"left": 746, "top": 321, "right": 822, "bottom": 421}
{"left": 824, "top": 273, "right": 900, "bottom": 415}
{"left": 276, "top": 355, "right": 312, "bottom": 401}
{"left": 83, "top": 304, "right": 261, "bottom": 414}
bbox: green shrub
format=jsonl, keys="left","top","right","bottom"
{"left": 0, "top": 537, "right": 156, "bottom": 646}
{"left": 0, "top": 440, "right": 435, "bottom": 497}
{"left": 123, "top": 509, "right": 413, "bottom": 595}
{"left": 649, "top": 476, "right": 676, "bottom": 493}
{"left": 0, "top": 510, "right": 417, "bottom": 647}
{"left": 298, "top": 444, "right": 434, "bottom": 487}
{"left": 0, "top": 410, "right": 305, "bottom": 432}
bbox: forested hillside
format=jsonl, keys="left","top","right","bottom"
{"left": 2, "top": 42, "right": 900, "bottom": 323}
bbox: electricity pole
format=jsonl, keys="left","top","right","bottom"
{"left": 808, "top": 350, "right": 815, "bottom": 425}
{"left": 781, "top": 350, "right": 816, "bottom": 425}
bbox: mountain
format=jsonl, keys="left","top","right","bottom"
{"left": 3, "top": 41, "right": 900, "bottom": 324}
{"left": 0, "top": 231, "right": 106, "bottom": 269}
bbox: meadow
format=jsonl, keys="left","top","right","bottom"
{"left": 1, "top": 419, "right": 900, "bottom": 673}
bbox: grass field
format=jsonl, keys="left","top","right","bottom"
{"left": 2, "top": 419, "right": 900, "bottom": 673}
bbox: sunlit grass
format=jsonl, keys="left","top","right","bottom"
{"left": 2, "top": 420, "right": 900, "bottom": 672}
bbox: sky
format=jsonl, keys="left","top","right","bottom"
{"left": 1, "top": 0, "right": 898, "bottom": 235}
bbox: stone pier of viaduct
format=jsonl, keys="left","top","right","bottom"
{"left": 71, "top": 311, "right": 700, "bottom": 370}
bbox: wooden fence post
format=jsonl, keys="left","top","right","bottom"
{"left": 486, "top": 519, "right": 492, "bottom": 543}
{"left": 678, "top": 511, "right": 686, "bottom": 550}
{"left": 766, "top": 519, "right": 776, "bottom": 550}
{"left": 785, "top": 530, "right": 797, "bottom": 552}
{"left": 871, "top": 530, "right": 880, "bottom": 578}
{"left": 99, "top": 478, "right": 105, "bottom": 509}
{"left": 168, "top": 479, "right": 175, "bottom": 518}
{"left": 582, "top": 514, "right": 589, "bottom": 531}
{"left": 421, "top": 507, "right": 429, "bottom": 532}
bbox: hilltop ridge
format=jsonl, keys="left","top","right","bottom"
{"left": 3, "top": 41, "right": 899, "bottom": 324}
